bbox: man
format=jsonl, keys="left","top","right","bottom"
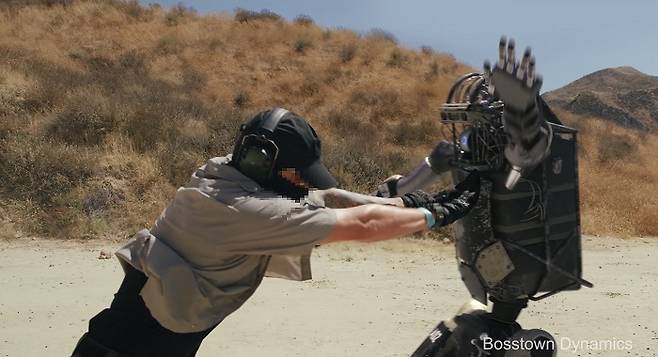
{"left": 72, "top": 107, "right": 480, "bottom": 357}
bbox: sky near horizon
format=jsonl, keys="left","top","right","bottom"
{"left": 144, "top": 0, "right": 658, "bottom": 92}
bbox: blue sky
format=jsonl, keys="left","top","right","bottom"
{"left": 145, "top": 0, "right": 658, "bottom": 92}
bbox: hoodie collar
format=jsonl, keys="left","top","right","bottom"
{"left": 198, "top": 155, "right": 262, "bottom": 193}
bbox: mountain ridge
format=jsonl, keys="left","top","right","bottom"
{"left": 543, "top": 66, "right": 658, "bottom": 130}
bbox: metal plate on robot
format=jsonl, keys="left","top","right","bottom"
{"left": 475, "top": 241, "right": 515, "bottom": 288}
{"left": 458, "top": 262, "right": 488, "bottom": 304}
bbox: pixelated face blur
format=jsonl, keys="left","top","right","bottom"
{"left": 278, "top": 168, "right": 310, "bottom": 188}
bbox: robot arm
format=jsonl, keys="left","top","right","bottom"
{"left": 376, "top": 37, "right": 556, "bottom": 195}
{"left": 378, "top": 37, "right": 554, "bottom": 198}
{"left": 375, "top": 141, "right": 455, "bottom": 198}
{"left": 485, "top": 37, "right": 552, "bottom": 189}
{"left": 405, "top": 37, "right": 587, "bottom": 357}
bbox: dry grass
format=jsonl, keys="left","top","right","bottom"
{"left": 556, "top": 110, "right": 658, "bottom": 237}
{"left": 0, "top": 1, "right": 653, "bottom": 239}
{"left": 0, "top": 0, "right": 468, "bottom": 239}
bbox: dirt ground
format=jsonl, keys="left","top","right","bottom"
{"left": 0, "top": 236, "right": 656, "bottom": 357}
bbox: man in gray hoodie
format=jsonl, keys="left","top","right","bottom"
{"left": 71, "top": 108, "right": 479, "bottom": 357}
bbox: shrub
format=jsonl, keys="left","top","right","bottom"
{"left": 47, "top": 93, "right": 117, "bottom": 146}
{"left": 156, "top": 144, "right": 202, "bottom": 186}
{"left": 634, "top": 205, "right": 658, "bottom": 236}
{"left": 235, "top": 8, "right": 282, "bottom": 23}
{"left": 387, "top": 49, "right": 407, "bottom": 68}
{"left": 391, "top": 118, "right": 434, "bottom": 146}
{"left": 293, "top": 14, "right": 314, "bottom": 26}
{"left": 350, "top": 88, "right": 401, "bottom": 119}
{"left": 233, "top": 91, "right": 250, "bottom": 108}
{"left": 118, "top": 49, "right": 147, "bottom": 74}
{"left": 323, "top": 138, "right": 387, "bottom": 191}
{"left": 165, "top": 3, "right": 196, "bottom": 26}
{"left": 293, "top": 38, "right": 313, "bottom": 54}
{"left": 256, "top": 9, "right": 281, "bottom": 21}
{"left": 0, "top": 136, "right": 96, "bottom": 205}
{"left": 81, "top": 180, "right": 125, "bottom": 216}
{"left": 123, "top": 108, "right": 169, "bottom": 152}
{"left": 366, "top": 28, "right": 397, "bottom": 44}
{"left": 108, "top": 0, "right": 152, "bottom": 20}
{"left": 339, "top": 43, "right": 357, "bottom": 63}
{"left": 324, "top": 66, "right": 343, "bottom": 85}
{"left": 155, "top": 34, "right": 182, "bottom": 55}
{"left": 204, "top": 107, "right": 246, "bottom": 156}
{"left": 426, "top": 60, "right": 440, "bottom": 79}
{"left": 326, "top": 108, "right": 373, "bottom": 137}
{"left": 597, "top": 133, "right": 636, "bottom": 164}
{"left": 182, "top": 67, "right": 207, "bottom": 91}
{"left": 421, "top": 45, "right": 434, "bottom": 55}
{"left": 17, "top": 57, "right": 86, "bottom": 114}
{"left": 0, "top": 0, "right": 71, "bottom": 10}
{"left": 299, "top": 73, "right": 322, "bottom": 96}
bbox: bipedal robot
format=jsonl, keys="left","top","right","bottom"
{"left": 376, "top": 38, "right": 593, "bottom": 357}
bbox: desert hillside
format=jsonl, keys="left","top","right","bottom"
{"left": 544, "top": 66, "right": 658, "bottom": 130}
{"left": 543, "top": 67, "right": 658, "bottom": 236}
{"left": 0, "top": 0, "right": 470, "bottom": 239}
{"left": 0, "top": 0, "right": 656, "bottom": 238}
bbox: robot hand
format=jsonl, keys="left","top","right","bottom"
{"left": 484, "top": 36, "right": 541, "bottom": 112}
{"left": 484, "top": 37, "right": 550, "bottom": 189}
{"left": 428, "top": 141, "right": 455, "bottom": 175}
{"left": 400, "top": 171, "right": 480, "bottom": 228}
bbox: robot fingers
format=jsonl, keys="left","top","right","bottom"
{"left": 498, "top": 36, "right": 507, "bottom": 69}
{"left": 517, "top": 47, "right": 531, "bottom": 81}
{"left": 505, "top": 38, "right": 516, "bottom": 73}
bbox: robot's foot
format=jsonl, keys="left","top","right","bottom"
{"left": 411, "top": 301, "right": 556, "bottom": 357}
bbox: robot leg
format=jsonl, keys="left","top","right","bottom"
{"left": 410, "top": 300, "right": 556, "bottom": 357}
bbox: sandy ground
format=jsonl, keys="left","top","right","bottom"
{"left": 0, "top": 236, "right": 656, "bottom": 357}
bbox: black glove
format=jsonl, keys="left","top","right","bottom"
{"left": 428, "top": 171, "right": 481, "bottom": 227}
{"left": 401, "top": 171, "right": 480, "bottom": 227}
{"left": 401, "top": 189, "right": 434, "bottom": 208}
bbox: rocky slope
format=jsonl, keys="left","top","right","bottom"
{"left": 543, "top": 66, "right": 658, "bottom": 130}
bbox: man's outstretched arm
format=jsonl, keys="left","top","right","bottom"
{"left": 323, "top": 204, "right": 427, "bottom": 243}
{"left": 318, "top": 188, "right": 404, "bottom": 208}
{"left": 322, "top": 171, "right": 480, "bottom": 244}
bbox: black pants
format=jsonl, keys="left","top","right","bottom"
{"left": 73, "top": 265, "right": 218, "bottom": 357}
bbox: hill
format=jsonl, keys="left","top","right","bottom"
{"left": 544, "top": 67, "right": 658, "bottom": 236}
{"left": 0, "top": 0, "right": 469, "bottom": 239}
{"left": 543, "top": 66, "right": 658, "bottom": 130}
{"left": 0, "top": 0, "right": 655, "bottom": 239}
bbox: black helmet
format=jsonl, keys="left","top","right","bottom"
{"left": 232, "top": 107, "right": 337, "bottom": 191}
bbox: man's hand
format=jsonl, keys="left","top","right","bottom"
{"left": 401, "top": 171, "right": 480, "bottom": 228}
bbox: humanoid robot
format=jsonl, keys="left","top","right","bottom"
{"left": 376, "top": 38, "right": 593, "bottom": 357}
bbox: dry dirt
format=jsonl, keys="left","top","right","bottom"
{"left": 0, "top": 236, "right": 656, "bottom": 357}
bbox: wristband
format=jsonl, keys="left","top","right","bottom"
{"left": 417, "top": 207, "right": 435, "bottom": 229}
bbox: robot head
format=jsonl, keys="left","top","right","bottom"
{"left": 440, "top": 72, "right": 506, "bottom": 172}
